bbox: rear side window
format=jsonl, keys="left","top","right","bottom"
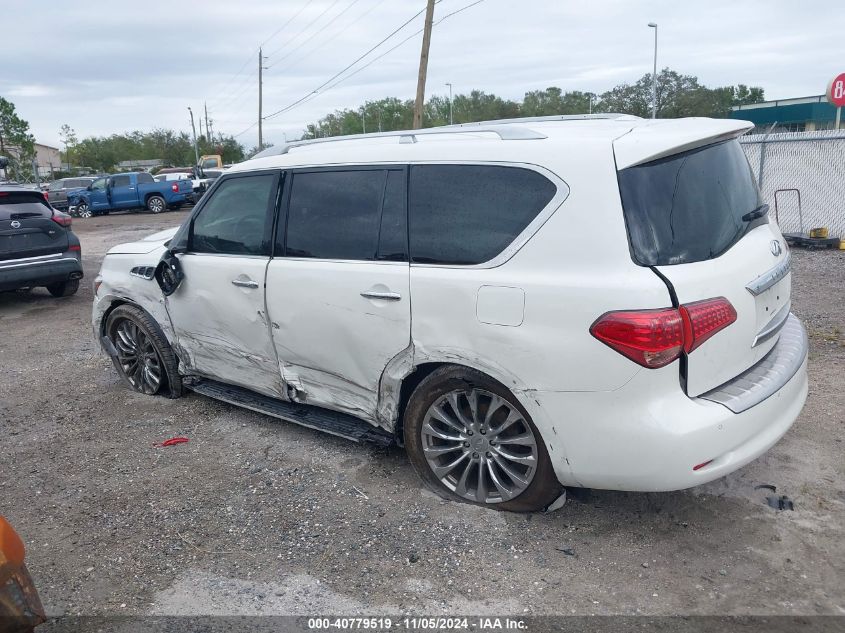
{"left": 618, "top": 140, "right": 764, "bottom": 266}
{"left": 0, "top": 192, "right": 52, "bottom": 219}
{"left": 409, "top": 165, "right": 557, "bottom": 265}
{"left": 191, "top": 174, "right": 277, "bottom": 256}
{"left": 137, "top": 173, "right": 154, "bottom": 184}
{"left": 282, "top": 169, "right": 407, "bottom": 261}
{"left": 112, "top": 175, "right": 131, "bottom": 188}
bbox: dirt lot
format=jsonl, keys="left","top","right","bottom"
{"left": 1, "top": 211, "right": 844, "bottom": 619}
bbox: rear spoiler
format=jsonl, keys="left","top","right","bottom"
{"left": 613, "top": 118, "right": 754, "bottom": 170}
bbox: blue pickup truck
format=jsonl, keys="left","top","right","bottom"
{"left": 67, "top": 172, "right": 192, "bottom": 218}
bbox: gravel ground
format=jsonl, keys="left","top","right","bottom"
{"left": 1, "top": 211, "right": 843, "bottom": 619}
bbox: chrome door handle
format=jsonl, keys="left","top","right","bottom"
{"left": 360, "top": 291, "right": 401, "bottom": 301}
{"left": 232, "top": 279, "right": 259, "bottom": 288}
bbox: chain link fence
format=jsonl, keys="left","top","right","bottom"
{"left": 740, "top": 129, "right": 845, "bottom": 237}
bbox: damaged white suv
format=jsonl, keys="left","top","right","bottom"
{"left": 93, "top": 115, "right": 808, "bottom": 511}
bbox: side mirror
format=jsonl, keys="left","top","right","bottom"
{"left": 155, "top": 250, "right": 184, "bottom": 296}
{"left": 86, "top": 184, "right": 92, "bottom": 191}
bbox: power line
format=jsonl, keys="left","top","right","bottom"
{"left": 269, "top": 0, "right": 389, "bottom": 74}
{"left": 206, "top": 0, "right": 315, "bottom": 108}
{"left": 267, "top": 0, "right": 364, "bottom": 70}
{"left": 263, "top": 3, "right": 432, "bottom": 121}
{"left": 264, "top": 0, "right": 344, "bottom": 60}
{"left": 265, "top": 0, "right": 484, "bottom": 121}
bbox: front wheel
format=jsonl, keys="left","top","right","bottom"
{"left": 76, "top": 202, "right": 92, "bottom": 218}
{"left": 403, "top": 366, "right": 561, "bottom": 512}
{"left": 105, "top": 305, "right": 182, "bottom": 397}
{"left": 146, "top": 195, "right": 166, "bottom": 213}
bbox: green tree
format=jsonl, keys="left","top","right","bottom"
{"left": 0, "top": 97, "right": 37, "bottom": 181}
{"left": 59, "top": 124, "right": 78, "bottom": 169}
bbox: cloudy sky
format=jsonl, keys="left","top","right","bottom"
{"left": 3, "top": 0, "right": 840, "bottom": 150}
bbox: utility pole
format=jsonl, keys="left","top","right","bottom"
{"left": 361, "top": 107, "right": 366, "bottom": 134}
{"left": 188, "top": 107, "right": 200, "bottom": 169}
{"left": 413, "top": 0, "right": 436, "bottom": 129}
{"left": 258, "top": 47, "right": 264, "bottom": 150}
{"left": 445, "top": 82, "right": 453, "bottom": 125}
{"left": 648, "top": 23, "right": 658, "bottom": 119}
{"left": 204, "top": 102, "right": 210, "bottom": 140}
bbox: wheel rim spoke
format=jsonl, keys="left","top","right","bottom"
{"left": 111, "top": 319, "right": 163, "bottom": 395}
{"left": 421, "top": 387, "right": 538, "bottom": 504}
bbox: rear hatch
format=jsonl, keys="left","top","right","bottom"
{"left": 0, "top": 190, "right": 70, "bottom": 261}
{"left": 616, "top": 133, "right": 790, "bottom": 396}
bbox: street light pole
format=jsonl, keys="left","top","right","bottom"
{"left": 648, "top": 22, "right": 658, "bottom": 119}
{"left": 187, "top": 107, "right": 200, "bottom": 169}
{"left": 446, "top": 82, "right": 453, "bottom": 125}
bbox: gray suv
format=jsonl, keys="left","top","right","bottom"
{"left": 46, "top": 177, "right": 96, "bottom": 210}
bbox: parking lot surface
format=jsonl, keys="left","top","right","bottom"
{"left": 1, "top": 211, "right": 844, "bottom": 616}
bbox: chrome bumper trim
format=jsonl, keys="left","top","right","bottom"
{"left": 746, "top": 252, "right": 791, "bottom": 296}
{"left": 699, "top": 314, "right": 807, "bottom": 413}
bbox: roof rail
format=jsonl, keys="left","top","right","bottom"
{"left": 251, "top": 125, "right": 548, "bottom": 159}
{"left": 451, "top": 113, "right": 641, "bottom": 127}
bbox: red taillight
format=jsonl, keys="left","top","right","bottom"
{"left": 51, "top": 213, "right": 72, "bottom": 227}
{"left": 590, "top": 297, "right": 736, "bottom": 369}
{"left": 679, "top": 297, "right": 737, "bottom": 354}
{"left": 69, "top": 244, "right": 81, "bottom": 252}
{"left": 43, "top": 191, "right": 49, "bottom": 200}
{"left": 171, "top": 183, "right": 179, "bottom": 193}
{"left": 590, "top": 308, "right": 684, "bottom": 368}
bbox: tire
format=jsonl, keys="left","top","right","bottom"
{"left": 46, "top": 279, "right": 79, "bottom": 297}
{"left": 403, "top": 366, "right": 561, "bottom": 512}
{"left": 146, "top": 195, "right": 166, "bottom": 213}
{"left": 77, "top": 202, "right": 92, "bottom": 218}
{"left": 105, "top": 304, "right": 182, "bottom": 398}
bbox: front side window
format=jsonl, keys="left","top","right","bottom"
{"left": 91, "top": 178, "right": 107, "bottom": 191}
{"left": 409, "top": 164, "right": 557, "bottom": 265}
{"left": 283, "top": 169, "right": 406, "bottom": 261}
{"left": 191, "top": 173, "right": 277, "bottom": 256}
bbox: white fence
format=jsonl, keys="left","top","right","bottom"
{"left": 740, "top": 130, "right": 845, "bottom": 236}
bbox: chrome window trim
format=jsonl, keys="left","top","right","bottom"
{"left": 746, "top": 252, "right": 791, "bottom": 296}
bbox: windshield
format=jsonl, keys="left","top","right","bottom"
{"left": 617, "top": 139, "right": 764, "bottom": 266}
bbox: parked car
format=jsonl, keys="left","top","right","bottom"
{"left": 0, "top": 516, "right": 46, "bottom": 632}
{"left": 154, "top": 172, "right": 196, "bottom": 203}
{"left": 67, "top": 172, "right": 191, "bottom": 218}
{"left": 92, "top": 116, "right": 808, "bottom": 511}
{"left": 1, "top": 185, "right": 82, "bottom": 296}
{"left": 45, "top": 177, "right": 96, "bottom": 210}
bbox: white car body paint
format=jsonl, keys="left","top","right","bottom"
{"left": 92, "top": 116, "right": 808, "bottom": 492}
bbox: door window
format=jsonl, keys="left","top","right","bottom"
{"left": 137, "top": 172, "right": 154, "bottom": 184}
{"left": 91, "top": 178, "right": 107, "bottom": 191}
{"left": 111, "top": 175, "right": 131, "bottom": 188}
{"left": 282, "top": 169, "right": 407, "bottom": 261}
{"left": 190, "top": 173, "right": 277, "bottom": 256}
{"left": 409, "top": 164, "right": 557, "bottom": 265}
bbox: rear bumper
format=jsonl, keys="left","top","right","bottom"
{"left": 0, "top": 254, "right": 83, "bottom": 291}
{"left": 526, "top": 315, "right": 809, "bottom": 491}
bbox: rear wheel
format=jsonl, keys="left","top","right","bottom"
{"left": 46, "top": 279, "right": 79, "bottom": 297}
{"left": 404, "top": 366, "right": 561, "bottom": 512}
{"left": 146, "top": 195, "right": 166, "bottom": 213}
{"left": 105, "top": 305, "right": 182, "bottom": 397}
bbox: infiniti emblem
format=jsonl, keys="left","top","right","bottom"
{"left": 770, "top": 240, "right": 782, "bottom": 256}
{"left": 10, "top": 220, "right": 21, "bottom": 229}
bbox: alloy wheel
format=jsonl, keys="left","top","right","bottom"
{"left": 77, "top": 203, "right": 92, "bottom": 218}
{"left": 421, "top": 388, "right": 538, "bottom": 504}
{"left": 113, "top": 319, "right": 163, "bottom": 394}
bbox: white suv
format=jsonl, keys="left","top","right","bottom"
{"left": 92, "top": 115, "right": 808, "bottom": 511}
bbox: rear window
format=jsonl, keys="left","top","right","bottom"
{"left": 618, "top": 140, "right": 764, "bottom": 266}
{"left": 409, "top": 165, "right": 557, "bottom": 265}
{"left": 0, "top": 192, "right": 52, "bottom": 219}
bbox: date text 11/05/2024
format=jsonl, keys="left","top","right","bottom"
{"left": 307, "top": 617, "right": 529, "bottom": 630}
